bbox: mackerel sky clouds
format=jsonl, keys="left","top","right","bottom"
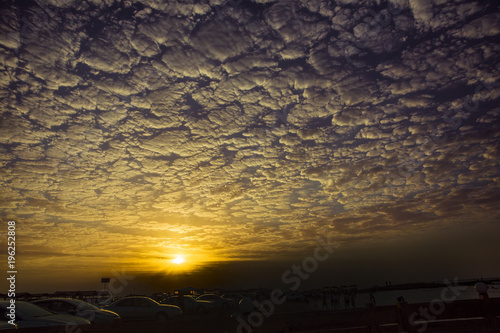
{"left": 1, "top": 0, "right": 499, "bottom": 292}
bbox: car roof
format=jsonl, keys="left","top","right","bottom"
{"left": 33, "top": 298, "right": 83, "bottom": 303}
{"left": 113, "top": 296, "right": 158, "bottom": 303}
{"left": 0, "top": 300, "right": 29, "bottom": 306}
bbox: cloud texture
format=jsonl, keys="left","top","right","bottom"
{"left": 0, "top": 0, "right": 499, "bottom": 280}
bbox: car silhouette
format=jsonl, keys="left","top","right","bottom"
{"left": 0, "top": 300, "right": 90, "bottom": 332}
{"left": 196, "top": 294, "right": 235, "bottom": 309}
{"left": 102, "top": 296, "right": 182, "bottom": 321}
{"left": 161, "top": 295, "right": 215, "bottom": 314}
{"left": 31, "top": 298, "right": 121, "bottom": 329}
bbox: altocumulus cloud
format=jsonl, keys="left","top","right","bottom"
{"left": 0, "top": 0, "right": 499, "bottom": 276}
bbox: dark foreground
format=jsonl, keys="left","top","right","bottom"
{"left": 133, "top": 297, "right": 500, "bottom": 333}
{"left": 11, "top": 297, "right": 500, "bottom": 333}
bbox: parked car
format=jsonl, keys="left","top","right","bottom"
{"left": 0, "top": 321, "right": 16, "bottom": 331}
{"left": 161, "top": 295, "right": 215, "bottom": 314}
{"left": 222, "top": 293, "right": 245, "bottom": 303}
{"left": 0, "top": 301, "right": 90, "bottom": 332}
{"left": 196, "top": 294, "right": 235, "bottom": 309}
{"left": 96, "top": 297, "right": 118, "bottom": 307}
{"left": 31, "top": 298, "right": 121, "bottom": 329}
{"left": 102, "top": 296, "right": 182, "bottom": 321}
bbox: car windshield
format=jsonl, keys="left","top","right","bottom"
{"left": 18, "top": 302, "right": 53, "bottom": 317}
{"left": 135, "top": 298, "right": 155, "bottom": 307}
{"left": 72, "top": 300, "right": 98, "bottom": 311}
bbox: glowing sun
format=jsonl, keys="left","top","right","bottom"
{"left": 172, "top": 255, "right": 185, "bottom": 265}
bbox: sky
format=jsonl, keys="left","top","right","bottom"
{"left": 0, "top": 0, "right": 499, "bottom": 295}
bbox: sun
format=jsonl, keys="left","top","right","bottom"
{"left": 172, "top": 255, "right": 185, "bottom": 265}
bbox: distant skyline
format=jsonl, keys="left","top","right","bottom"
{"left": 1, "top": 0, "right": 500, "bottom": 295}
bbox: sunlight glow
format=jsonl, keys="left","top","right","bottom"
{"left": 172, "top": 255, "right": 185, "bottom": 265}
